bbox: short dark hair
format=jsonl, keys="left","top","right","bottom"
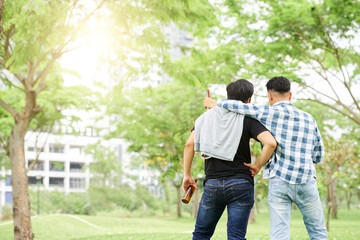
{"left": 226, "top": 79, "right": 254, "bottom": 102}
{"left": 266, "top": 76, "right": 291, "bottom": 93}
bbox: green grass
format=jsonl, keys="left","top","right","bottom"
{"left": 1, "top": 209, "right": 359, "bottom": 239}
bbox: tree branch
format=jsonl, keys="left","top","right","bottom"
{"left": 299, "top": 98, "right": 360, "bottom": 125}
{"left": 306, "top": 63, "right": 340, "bottom": 101}
{"left": 290, "top": 26, "right": 334, "bottom": 55}
{"left": 343, "top": 80, "right": 360, "bottom": 112}
{"left": 34, "top": 53, "right": 60, "bottom": 95}
{"left": 0, "top": 74, "right": 25, "bottom": 92}
{"left": 3, "top": 24, "right": 15, "bottom": 60}
{"left": 26, "top": 61, "right": 36, "bottom": 87}
{"left": 315, "top": 8, "right": 352, "bottom": 93}
{"left": 0, "top": 98, "right": 18, "bottom": 118}
{"left": 27, "top": 125, "right": 53, "bottom": 172}
{"left": 298, "top": 81, "right": 338, "bottom": 103}
{"left": 0, "top": 135, "right": 10, "bottom": 157}
{"left": 0, "top": 59, "right": 26, "bottom": 84}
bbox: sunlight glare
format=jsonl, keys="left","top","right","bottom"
{"left": 61, "top": 18, "right": 115, "bottom": 87}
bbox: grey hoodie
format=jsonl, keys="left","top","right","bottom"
{"left": 194, "top": 106, "right": 244, "bottom": 161}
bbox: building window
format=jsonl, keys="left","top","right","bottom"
{"left": 27, "top": 146, "right": 42, "bottom": 152}
{"left": 5, "top": 192, "right": 13, "bottom": 204}
{"left": 70, "top": 163, "right": 84, "bottom": 172}
{"left": 5, "top": 176, "right": 11, "bottom": 186}
{"left": 49, "top": 144, "right": 65, "bottom": 153}
{"left": 118, "top": 145, "right": 122, "bottom": 162}
{"left": 70, "top": 178, "right": 85, "bottom": 189}
{"left": 69, "top": 145, "right": 83, "bottom": 155}
{"left": 28, "top": 176, "right": 43, "bottom": 185}
{"left": 49, "top": 177, "right": 64, "bottom": 187}
{"left": 28, "top": 160, "right": 44, "bottom": 171}
{"left": 49, "top": 161, "right": 65, "bottom": 172}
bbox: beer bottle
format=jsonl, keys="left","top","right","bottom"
{"left": 182, "top": 178, "right": 198, "bottom": 204}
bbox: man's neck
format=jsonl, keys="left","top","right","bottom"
{"left": 271, "top": 99, "right": 290, "bottom": 106}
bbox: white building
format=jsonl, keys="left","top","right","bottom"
{"left": 0, "top": 131, "right": 127, "bottom": 206}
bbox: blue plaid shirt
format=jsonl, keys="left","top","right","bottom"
{"left": 218, "top": 99, "right": 324, "bottom": 184}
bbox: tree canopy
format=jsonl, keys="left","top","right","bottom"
{"left": 107, "top": 82, "right": 207, "bottom": 216}
{"left": 169, "top": 0, "right": 360, "bottom": 125}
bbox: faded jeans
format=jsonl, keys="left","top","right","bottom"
{"left": 193, "top": 178, "right": 254, "bottom": 240}
{"left": 268, "top": 176, "right": 327, "bottom": 240}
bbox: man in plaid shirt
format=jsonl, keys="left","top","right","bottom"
{"left": 204, "top": 76, "right": 327, "bottom": 240}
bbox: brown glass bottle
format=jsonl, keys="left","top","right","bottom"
{"left": 182, "top": 178, "right": 198, "bottom": 204}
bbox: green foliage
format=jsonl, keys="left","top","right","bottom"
{"left": 107, "top": 83, "right": 206, "bottom": 184}
{"left": 296, "top": 100, "right": 360, "bottom": 202}
{"left": 88, "top": 184, "right": 166, "bottom": 215}
{"left": 29, "top": 190, "right": 95, "bottom": 215}
{"left": 85, "top": 142, "right": 122, "bottom": 187}
{"left": 171, "top": 0, "right": 360, "bottom": 125}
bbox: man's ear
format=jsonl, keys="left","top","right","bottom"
{"left": 289, "top": 92, "right": 292, "bottom": 101}
{"left": 268, "top": 90, "right": 273, "bottom": 101}
{"left": 245, "top": 97, "right": 251, "bottom": 103}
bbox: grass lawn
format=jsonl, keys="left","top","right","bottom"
{"left": 0, "top": 209, "right": 359, "bottom": 239}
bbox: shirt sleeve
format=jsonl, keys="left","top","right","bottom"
{"left": 312, "top": 122, "right": 324, "bottom": 164}
{"left": 248, "top": 117, "right": 270, "bottom": 141}
{"left": 217, "top": 99, "right": 268, "bottom": 119}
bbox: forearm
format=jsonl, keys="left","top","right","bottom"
{"left": 256, "top": 131, "right": 277, "bottom": 168}
{"left": 183, "top": 144, "right": 195, "bottom": 177}
{"left": 255, "top": 144, "right": 276, "bottom": 168}
{"left": 217, "top": 99, "right": 261, "bottom": 119}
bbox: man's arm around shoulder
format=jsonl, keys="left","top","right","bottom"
{"left": 203, "top": 97, "right": 267, "bottom": 119}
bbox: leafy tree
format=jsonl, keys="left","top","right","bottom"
{"left": 84, "top": 142, "right": 122, "bottom": 210}
{"left": 318, "top": 137, "right": 356, "bottom": 230}
{"left": 0, "top": 0, "right": 216, "bottom": 238}
{"left": 296, "top": 100, "right": 359, "bottom": 230}
{"left": 85, "top": 143, "right": 122, "bottom": 187}
{"left": 170, "top": 0, "right": 360, "bottom": 125}
{"left": 107, "top": 83, "right": 206, "bottom": 217}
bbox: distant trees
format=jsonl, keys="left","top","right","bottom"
{"left": 0, "top": 0, "right": 216, "bottom": 238}
{"left": 107, "top": 83, "right": 206, "bottom": 217}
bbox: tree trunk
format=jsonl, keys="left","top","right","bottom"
{"left": 254, "top": 189, "right": 260, "bottom": 213}
{"left": 345, "top": 191, "right": 352, "bottom": 210}
{"left": 176, "top": 185, "right": 182, "bottom": 217}
{"left": 162, "top": 183, "right": 171, "bottom": 215}
{"left": 248, "top": 207, "right": 255, "bottom": 223}
{"left": 10, "top": 120, "right": 34, "bottom": 240}
{"left": 326, "top": 185, "right": 331, "bottom": 231}
{"left": 331, "top": 178, "right": 338, "bottom": 219}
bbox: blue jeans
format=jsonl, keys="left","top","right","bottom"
{"left": 193, "top": 178, "right": 254, "bottom": 240}
{"left": 268, "top": 177, "right": 327, "bottom": 240}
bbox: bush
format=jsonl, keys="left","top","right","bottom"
{"left": 27, "top": 184, "right": 167, "bottom": 216}
{"left": 29, "top": 190, "right": 96, "bottom": 215}
{"left": 0, "top": 204, "right": 12, "bottom": 221}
